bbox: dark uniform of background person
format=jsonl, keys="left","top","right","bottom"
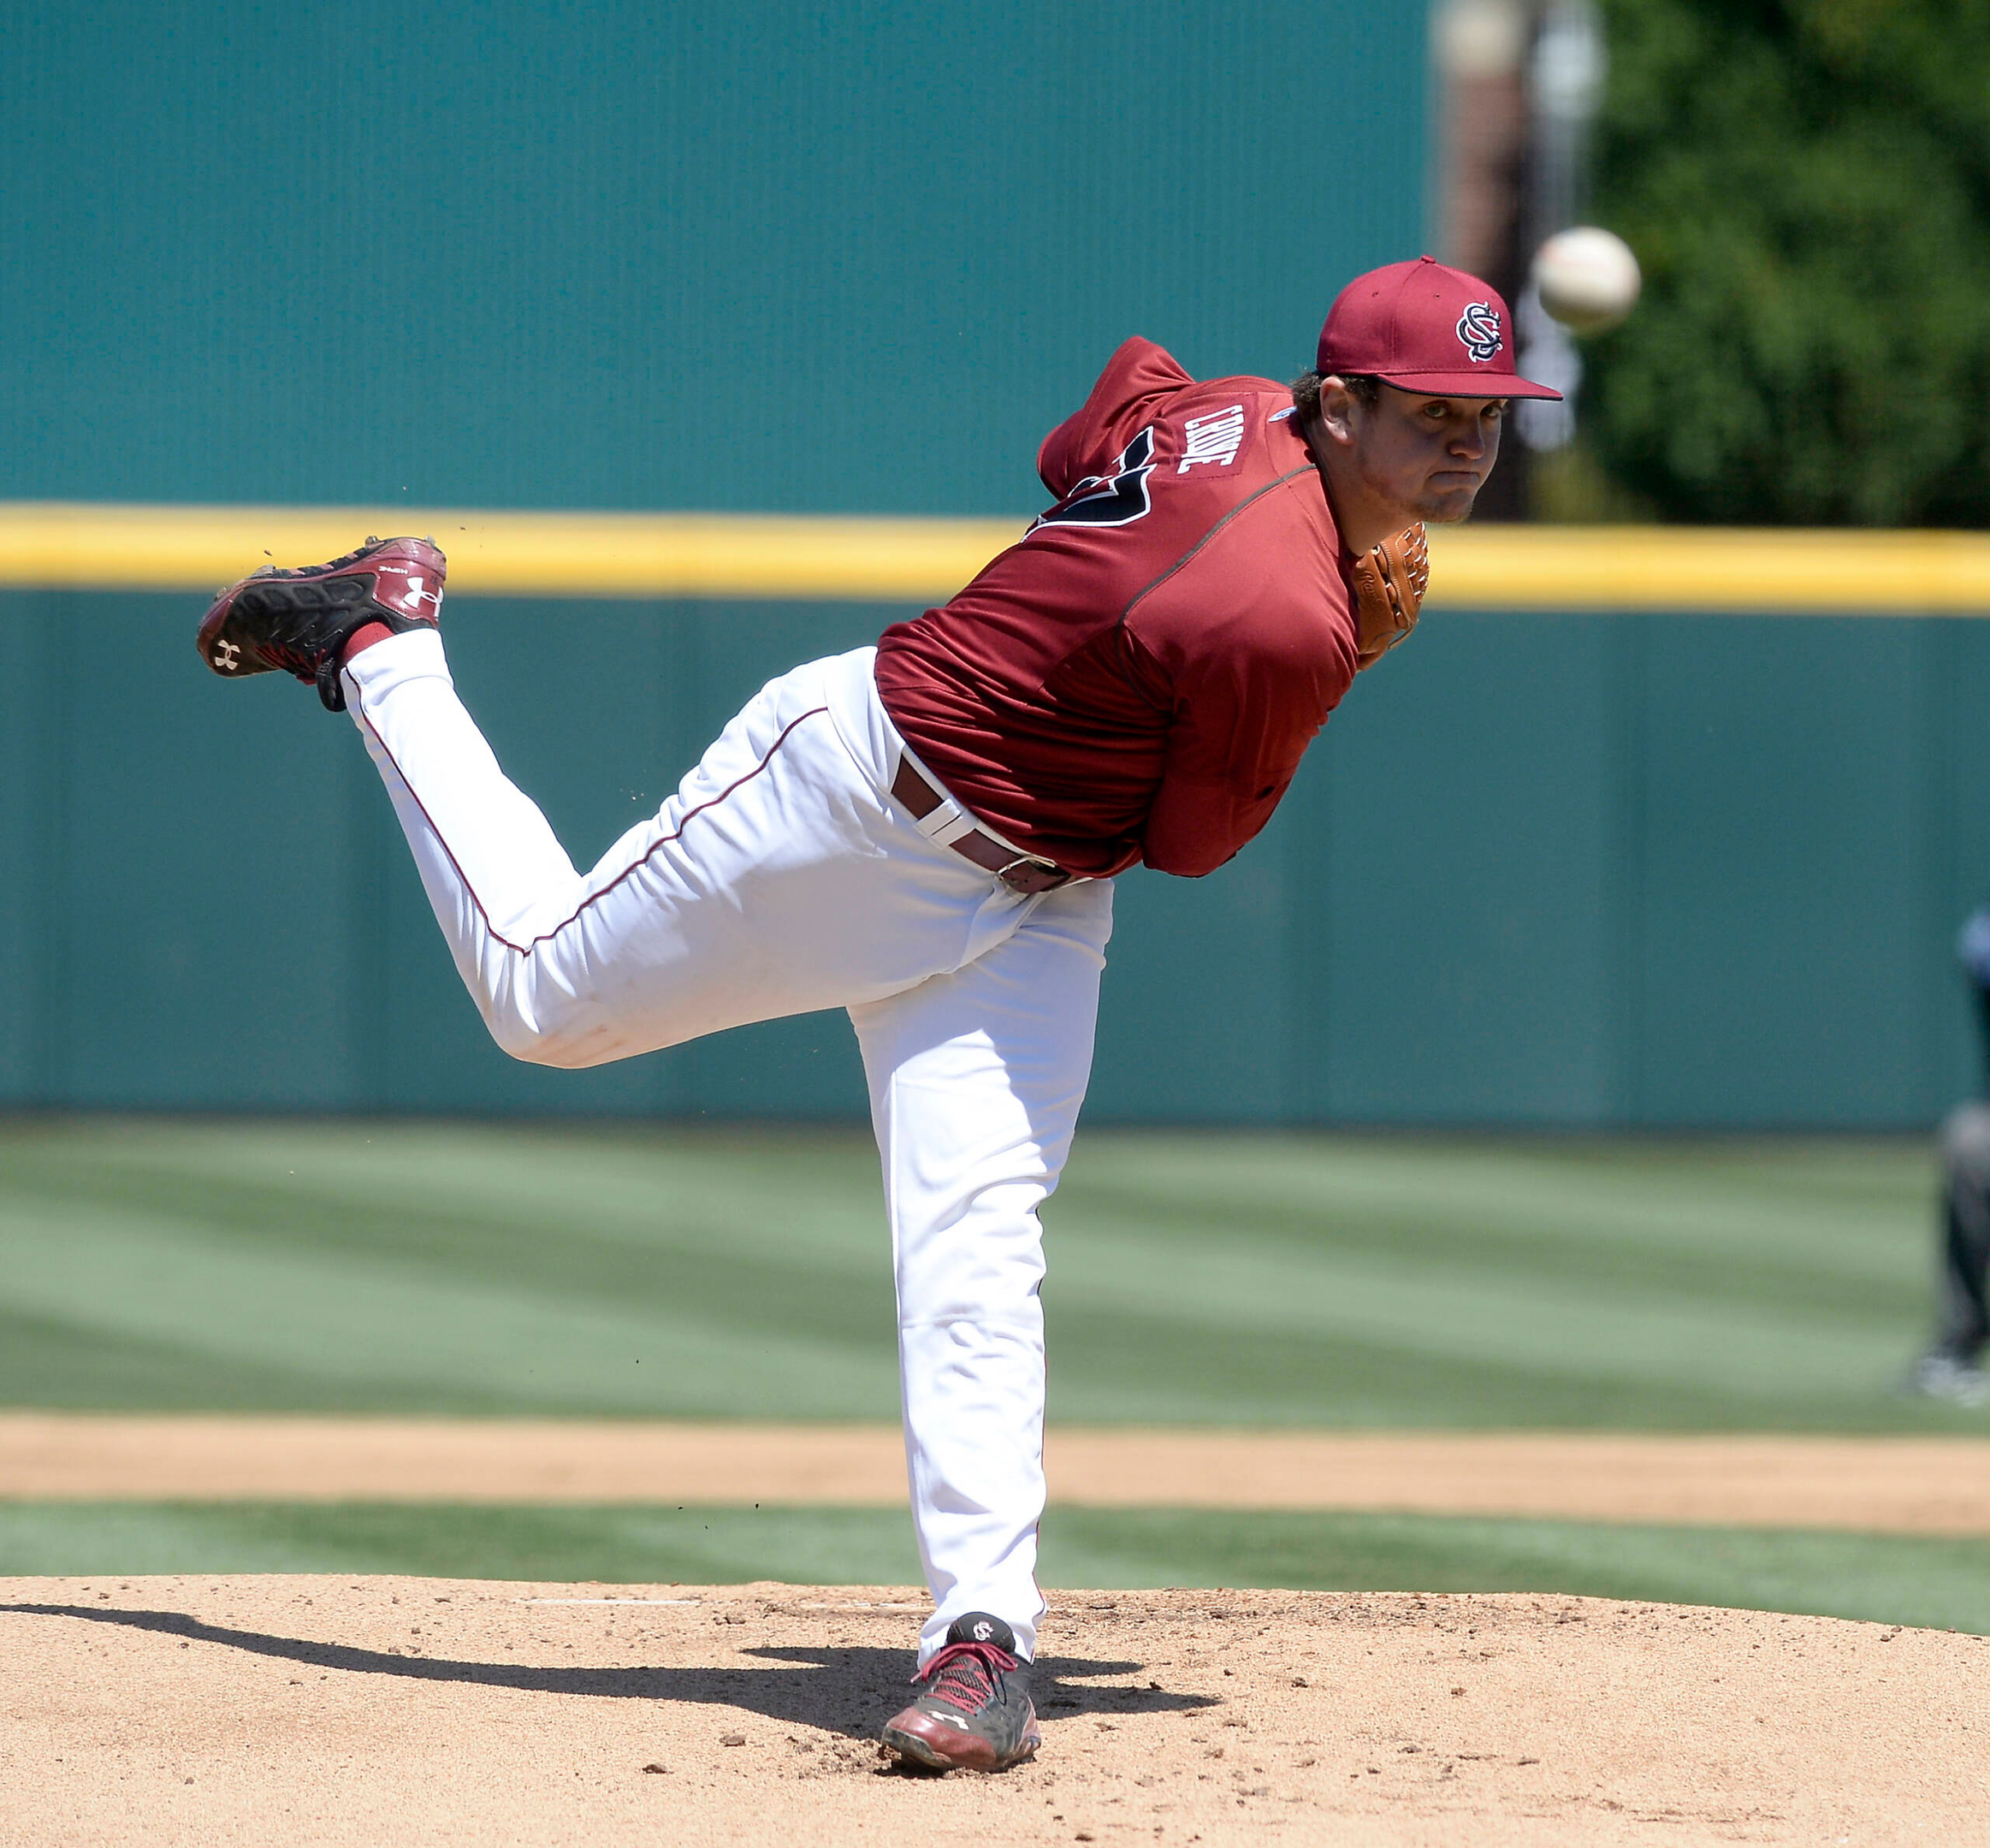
{"left": 1905, "top": 908, "right": 1990, "bottom": 1406}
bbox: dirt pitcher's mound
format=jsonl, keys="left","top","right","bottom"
{"left": 2, "top": 1578, "right": 1984, "bottom": 1846}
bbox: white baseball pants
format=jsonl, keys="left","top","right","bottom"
{"left": 341, "top": 633, "right": 1113, "bottom": 1663}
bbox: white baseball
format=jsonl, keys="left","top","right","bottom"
{"left": 1531, "top": 226, "right": 1642, "bottom": 335}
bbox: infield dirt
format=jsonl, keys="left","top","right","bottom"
{"left": 9, "top": 1416, "right": 1990, "bottom": 1532}
{"left": 3, "top": 1576, "right": 1984, "bottom": 1846}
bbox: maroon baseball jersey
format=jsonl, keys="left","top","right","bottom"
{"left": 874, "top": 337, "right": 1361, "bottom": 880}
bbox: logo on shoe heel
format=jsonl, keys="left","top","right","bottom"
{"left": 213, "top": 639, "right": 241, "bottom": 671}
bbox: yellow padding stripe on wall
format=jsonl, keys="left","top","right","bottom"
{"left": 2, "top": 501, "right": 1989, "bottom": 612}
{"left": 0, "top": 504, "right": 1027, "bottom": 603}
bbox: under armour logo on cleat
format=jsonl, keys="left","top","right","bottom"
{"left": 214, "top": 639, "right": 241, "bottom": 670}
{"left": 403, "top": 575, "right": 427, "bottom": 610}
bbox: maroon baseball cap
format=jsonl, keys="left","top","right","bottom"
{"left": 1317, "top": 254, "right": 1562, "bottom": 400}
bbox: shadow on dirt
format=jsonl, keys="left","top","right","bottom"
{"left": 0, "top": 1604, "right": 1218, "bottom": 1734}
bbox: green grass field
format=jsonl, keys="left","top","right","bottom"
{"left": 2, "top": 1117, "right": 1985, "bottom": 1626}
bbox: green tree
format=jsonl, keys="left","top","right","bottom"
{"left": 1584, "top": 0, "right": 1990, "bottom": 526}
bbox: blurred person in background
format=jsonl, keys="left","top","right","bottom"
{"left": 1904, "top": 908, "right": 1990, "bottom": 1407}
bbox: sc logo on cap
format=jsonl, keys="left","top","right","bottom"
{"left": 1455, "top": 302, "right": 1502, "bottom": 363}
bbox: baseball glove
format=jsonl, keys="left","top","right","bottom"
{"left": 1350, "top": 523, "right": 1429, "bottom": 669}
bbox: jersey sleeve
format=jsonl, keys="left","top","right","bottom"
{"left": 1036, "top": 338, "right": 1196, "bottom": 499}
{"left": 1132, "top": 583, "right": 1357, "bottom": 880}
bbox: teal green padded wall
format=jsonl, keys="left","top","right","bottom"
{"left": 3, "top": 593, "right": 1984, "bottom": 1128}
{"left": 1294, "top": 613, "right": 1989, "bottom": 1128}
{"left": 0, "top": 2, "right": 1425, "bottom": 513}
{"left": 6, "top": 6, "right": 1978, "bottom": 1128}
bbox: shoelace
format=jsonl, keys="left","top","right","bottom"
{"left": 916, "top": 1640, "right": 1019, "bottom": 1715}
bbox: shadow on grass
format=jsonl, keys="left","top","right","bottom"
{"left": 0, "top": 1603, "right": 1218, "bottom": 1736}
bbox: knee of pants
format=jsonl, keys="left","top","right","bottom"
{"left": 897, "top": 1275, "right": 1048, "bottom": 1332}
{"left": 480, "top": 965, "right": 618, "bottom": 1070}
{"left": 491, "top": 1022, "right": 599, "bottom": 1069}
{"left": 488, "top": 1010, "right": 589, "bottom": 1069}
{"left": 896, "top": 1188, "right": 1051, "bottom": 1326}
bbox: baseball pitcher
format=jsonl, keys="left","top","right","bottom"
{"left": 196, "top": 257, "right": 1560, "bottom": 1771}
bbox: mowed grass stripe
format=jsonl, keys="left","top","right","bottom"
{"left": 0, "top": 1121, "right": 1973, "bottom": 1431}
{"left": 1059, "top": 1136, "right": 1928, "bottom": 1313}
{"left": 4, "top": 1504, "right": 1988, "bottom": 1636}
{"left": 0, "top": 1198, "right": 895, "bottom": 1418}
{"left": 0, "top": 1121, "right": 903, "bottom": 1419}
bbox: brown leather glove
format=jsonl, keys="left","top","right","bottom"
{"left": 1349, "top": 523, "right": 1429, "bottom": 669}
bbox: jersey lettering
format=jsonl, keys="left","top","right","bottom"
{"left": 1033, "top": 426, "right": 1158, "bottom": 530}
{"left": 1177, "top": 405, "right": 1245, "bottom": 473}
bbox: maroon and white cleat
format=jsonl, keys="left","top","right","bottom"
{"left": 196, "top": 535, "right": 446, "bottom": 712}
{"left": 881, "top": 1613, "right": 1041, "bottom": 1772}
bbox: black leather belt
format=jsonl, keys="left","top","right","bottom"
{"left": 891, "top": 756, "right": 1073, "bottom": 894}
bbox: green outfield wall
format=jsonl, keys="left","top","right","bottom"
{"left": 4, "top": 6, "right": 1981, "bottom": 1128}
{"left": 3, "top": 582, "right": 1987, "bottom": 1129}
{"left": 0, "top": 2, "right": 1424, "bottom": 517}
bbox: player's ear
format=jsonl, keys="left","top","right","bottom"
{"left": 1316, "top": 376, "right": 1362, "bottom": 447}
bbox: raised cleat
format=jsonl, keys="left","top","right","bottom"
{"left": 197, "top": 535, "right": 447, "bottom": 712}
{"left": 881, "top": 1612, "right": 1041, "bottom": 1773}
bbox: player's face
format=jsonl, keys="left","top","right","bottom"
{"left": 1349, "top": 388, "right": 1507, "bottom": 524}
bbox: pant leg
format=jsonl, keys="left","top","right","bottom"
{"left": 848, "top": 876, "right": 1115, "bottom": 1667}
{"left": 341, "top": 631, "right": 1033, "bottom": 1065}
{"left": 1936, "top": 1103, "right": 1990, "bottom": 1359}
